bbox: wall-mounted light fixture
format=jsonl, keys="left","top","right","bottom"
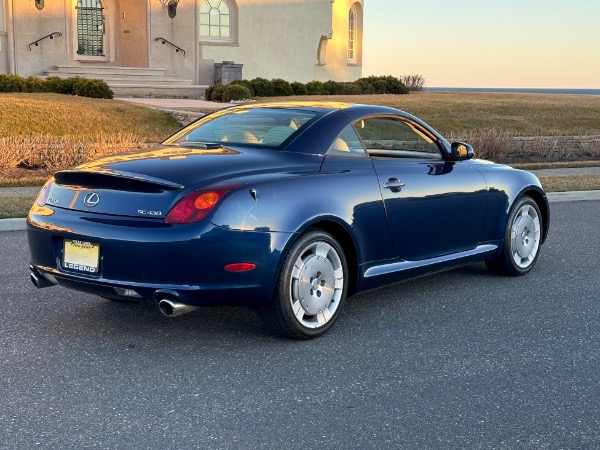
{"left": 34, "top": 0, "right": 45, "bottom": 10}
{"left": 158, "top": 0, "right": 179, "bottom": 19}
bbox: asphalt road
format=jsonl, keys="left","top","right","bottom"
{"left": 1, "top": 201, "right": 599, "bottom": 449}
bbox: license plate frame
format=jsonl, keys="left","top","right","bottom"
{"left": 62, "top": 239, "right": 100, "bottom": 274}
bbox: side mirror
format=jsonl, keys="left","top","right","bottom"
{"left": 451, "top": 142, "right": 474, "bottom": 161}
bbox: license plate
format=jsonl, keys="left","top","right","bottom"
{"left": 63, "top": 240, "right": 100, "bottom": 273}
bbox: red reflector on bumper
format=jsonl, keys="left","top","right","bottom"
{"left": 224, "top": 263, "right": 256, "bottom": 272}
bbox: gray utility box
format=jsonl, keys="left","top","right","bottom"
{"left": 214, "top": 61, "right": 243, "bottom": 84}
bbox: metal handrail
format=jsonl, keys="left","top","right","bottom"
{"left": 29, "top": 32, "right": 62, "bottom": 51}
{"left": 154, "top": 37, "right": 186, "bottom": 56}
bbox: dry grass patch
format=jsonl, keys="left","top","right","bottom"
{"left": 0, "top": 133, "right": 148, "bottom": 170}
{"left": 0, "top": 196, "right": 36, "bottom": 219}
{"left": 0, "top": 93, "right": 179, "bottom": 141}
{"left": 257, "top": 92, "right": 600, "bottom": 136}
{"left": 540, "top": 175, "right": 600, "bottom": 192}
{"left": 512, "top": 160, "right": 600, "bottom": 170}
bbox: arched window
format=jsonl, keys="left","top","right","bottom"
{"left": 76, "top": 0, "right": 105, "bottom": 56}
{"left": 347, "top": 5, "right": 357, "bottom": 63}
{"left": 199, "top": 0, "right": 233, "bottom": 40}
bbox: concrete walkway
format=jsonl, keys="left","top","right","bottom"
{"left": 116, "top": 97, "right": 225, "bottom": 111}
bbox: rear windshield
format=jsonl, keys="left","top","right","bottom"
{"left": 163, "top": 107, "right": 320, "bottom": 149}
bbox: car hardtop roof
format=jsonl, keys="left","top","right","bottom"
{"left": 226, "top": 101, "right": 409, "bottom": 116}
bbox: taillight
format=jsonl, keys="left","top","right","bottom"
{"left": 164, "top": 190, "right": 229, "bottom": 224}
{"left": 35, "top": 180, "right": 54, "bottom": 206}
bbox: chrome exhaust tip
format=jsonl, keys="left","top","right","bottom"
{"left": 30, "top": 270, "right": 53, "bottom": 289}
{"left": 158, "top": 298, "right": 200, "bottom": 317}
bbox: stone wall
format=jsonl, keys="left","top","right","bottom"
{"left": 509, "top": 135, "right": 600, "bottom": 158}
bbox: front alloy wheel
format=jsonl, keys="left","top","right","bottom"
{"left": 486, "top": 195, "right": 543, "bottom": 276}
{"left": 260, "top": 230, "right": 348, "bottom": 339}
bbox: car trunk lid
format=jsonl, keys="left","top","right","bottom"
{"left": 45, "top": 145, "right": 321, "bottom": 219}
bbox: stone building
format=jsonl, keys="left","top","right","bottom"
{"left": 0, "top": 0, "right": 364, "bottom": 96}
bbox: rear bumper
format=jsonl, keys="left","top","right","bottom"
{"left": 27, "top": 207, "right": 294, "bottom": 308}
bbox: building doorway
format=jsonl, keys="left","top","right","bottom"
{"left": 119, "top": 1, "right": 148, "bottom": 67}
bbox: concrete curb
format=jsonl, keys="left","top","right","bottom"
{"left": 546, "top": 190, "right": 600, "bottom": 202}
{"left": 2, "top": 190, "right": 599, "bottom": 232}
{"left": 0, "top": 218, "right": 27, "bottom": 232}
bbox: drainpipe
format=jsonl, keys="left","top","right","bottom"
{"left": 5, "top": 0, "right": 16, "bottom": 74}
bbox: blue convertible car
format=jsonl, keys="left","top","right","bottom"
{"left": 28, "top": 102, "right": 549, "bottom": 339}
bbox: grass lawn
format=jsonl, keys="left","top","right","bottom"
{"left": 539, "top": 175, "right": 600, "bottom": 192}
{"left": 0, "top": 91, "right": 599, "bottom": 196}
{"left": 0, "top": 196, "right": 36, "bottom": 219}
{"left": 0, "top": 93, "right": 180, "bottom": 142}
{"left": 257, "top": 92, "right": 600, "bottom": 136}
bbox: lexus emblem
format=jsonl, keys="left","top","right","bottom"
{"left": 83, "top": 192, "right": 100, "bottom": 207}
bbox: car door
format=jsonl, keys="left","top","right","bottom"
{"left": 355, "top": 116, "right": 488, "bottom": 261}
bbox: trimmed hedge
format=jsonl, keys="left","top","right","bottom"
{"left": 222, "top": 84, "right": 252, "bottom": 102}
{"left": 0, "top": 74, "right": 114, "bottom": 98}
{"left": 204, "top": 75, "right": 410, "bottom": 102}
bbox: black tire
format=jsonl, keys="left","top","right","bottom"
{"left": 486, "top": 196, "right": 543, "bottom": 276}
{"left": 260, "top": 230, "right": 348, "bottom": 339}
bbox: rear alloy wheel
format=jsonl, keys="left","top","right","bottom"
{"left": 486, "top": 196, "right": 542, "bottom": 276}
{"left": 260, "top": 230, "right": 348, "bottom": 339}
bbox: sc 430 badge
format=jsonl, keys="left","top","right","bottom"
{"left": 138, "top": 210, "right": 162, "bottom": 216}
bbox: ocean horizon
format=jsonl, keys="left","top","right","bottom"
{"left": 425, "top": 87, "right": 600, "bottom": 95}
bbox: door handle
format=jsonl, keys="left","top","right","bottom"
{"left": 382, "top": 178, "right": 405, "bottom": 192}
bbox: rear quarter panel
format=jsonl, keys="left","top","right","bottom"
{"left": 208, "top": 156, "right": 398, "bottom": 266}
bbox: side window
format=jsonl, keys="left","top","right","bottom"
{"left": 355, "top": 117, "right": 442, "bottom": 160}
{"left": 326, "top": 124, "right": 367, "bottom": 158}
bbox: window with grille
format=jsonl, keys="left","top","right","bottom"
{"left": 348, "top": 5, "right": 357, "bottom": 62}
{"left": 199, "top": 0, "right": 232, "bottom": 40}
{"left": 76, "top": 0, "right": 105, "bottom": 56}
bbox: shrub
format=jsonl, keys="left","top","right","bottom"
{"left": 354, "top": 79, "right": 375, "bottom": 94}
{"left": 399, "top": 74, "right": 426, "bottom": 92}
{"left": 25, "top": 76, "right": 49, "bottom": 93}
{"left": 222, "top": 84, "right": 251, "bottom": 102}
{"left": 450, "top": 128, "right": 512, "bottom": 161}
{"left": 204, "top": 84, "right": 216, "bottom": 100}
{"left": 0, "top": 74, "right": 27, "bottom": 92}
{"left": 371, "top": 79, "right": 388, "bottom": 94}
{"left": 72, "top": 78, "right": 113, "bottom": 99}
{"left": 324, "top": 80, "right": 344, "bottom": 95}
{"left": 248, "top": 77, "right": 274, "bottom": 97}
{"left": 271, "top": 78, "right": 294, "bottom": 97}
{"left": 290, "top": 82, "right": 307, "bottom": 96}
{"left": 340, "top": 82, "right": 363, "bottom": 95}
{"left": 57, "top": 77, "right": 82, "bottom": 95}
{"left": 230, "top": 79, "right": 255, "bottom": 97}
{"left": 305, "top": 81, "right": 327, "bottom": 95}
{"left": 44, "top": 76, "right": 73, "bottom": 94}
{"left": 210, "top": 84, "right": 227, "bottom": 102}
{"left": 381, "top": 75, "right": 408, "bottom": 94}
{"left": 356, "top": 76, "right": 409, "bottom": 95}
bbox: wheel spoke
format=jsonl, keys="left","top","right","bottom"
{"left": 315, "top": 242, "right": 331, "bottom": 259}
{"left": 334, "top": 268, "right": 344, "bottom": 289}
{"left": 292, "top": 300, "right": 305, "bottom": 321}
{"left": 291, "top": 259, "right": 302, "bottom": 280}
{"left": 317, "top": 309, "right": 332, "bottom": 326}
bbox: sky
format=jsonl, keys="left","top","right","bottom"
{"left": 362, "top": 0, "right": 600, "bottom": 88}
